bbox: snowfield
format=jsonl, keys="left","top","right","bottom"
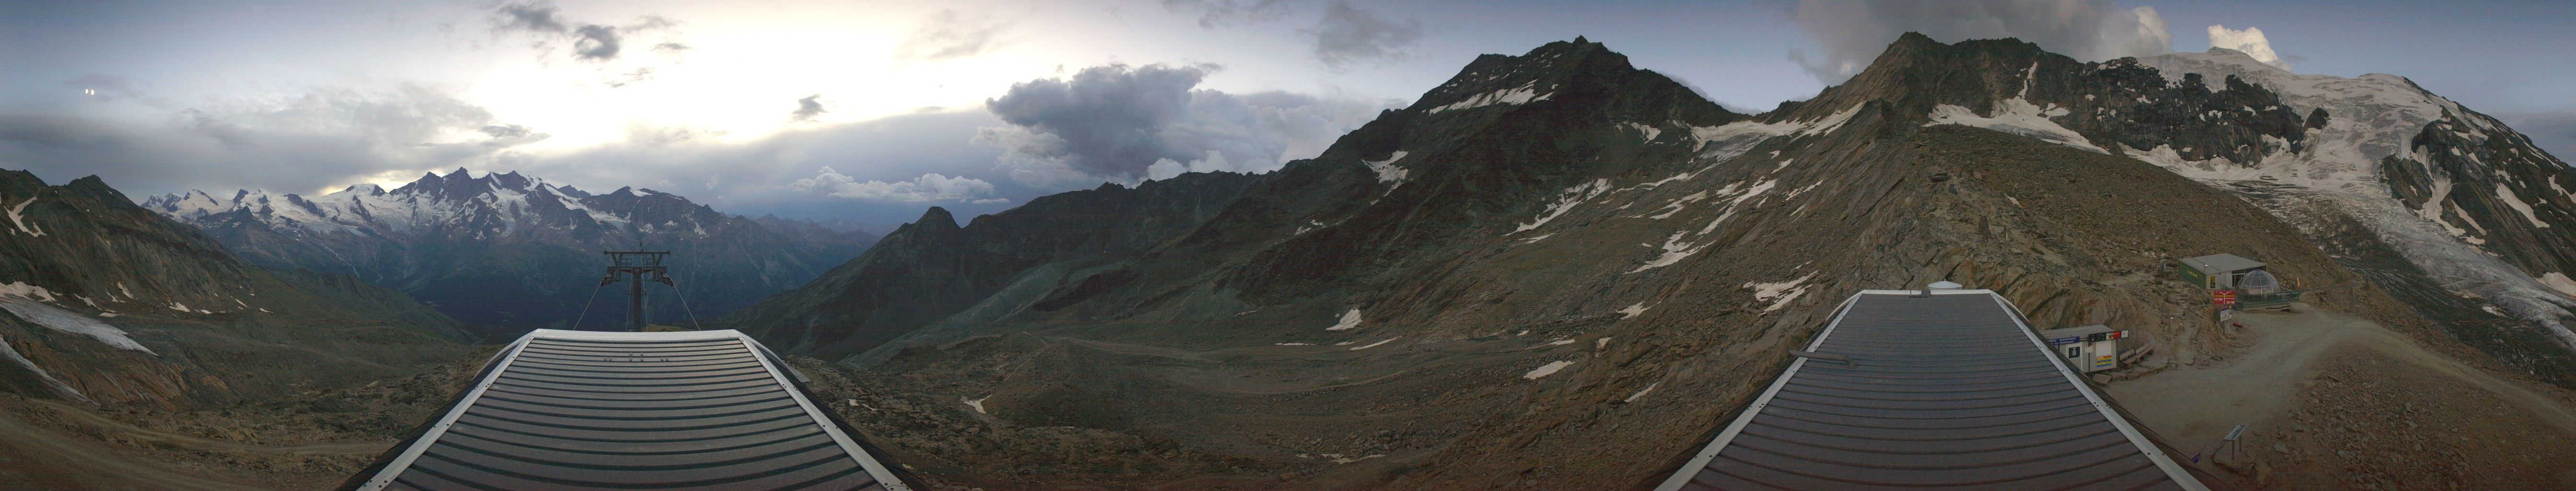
{"left": 1522, "top": 361, "right": 1574, "bottom": 380}
{"left": 1924, "top": 98, "right": 2106, "bottom": 154}
{"left": 1428, "top": 82, "right": 1552, "bottom": 113}
{"left": 1326, "top": 309, "right": 1364, "bottom": 331}
{"left": 0, "top": 295, "right": 155, "bottom": 355}
{"left": 6, "top": 196, "right": 43, "bottom": 236}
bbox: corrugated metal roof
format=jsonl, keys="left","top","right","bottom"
{"left": 345, "top": 329, "right": 913, "bottom": 491}
{"left": 1655, "top": 290, "right": 2205, "bottom": 491}
{"left": 2181, "top": 254, "right": 2265, "bottom": 274}
{"left": 2039, "top": 324, "right": 2117, "bottom": 338}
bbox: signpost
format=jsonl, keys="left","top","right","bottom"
{"left": 2213, "top": 289, "right": 2237, "bottom": 306}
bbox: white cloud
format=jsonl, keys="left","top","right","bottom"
{"left": 2207, "top": 25, "right": 2290, "bottom": 70}
{"left": 896, "top": 9, "right": 1010, "bottom": 61}
{"left": 790, "top": 167, "right": 1002, "bottom": 203}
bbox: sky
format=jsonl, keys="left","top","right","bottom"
{"left": 5, "top": 0, "right": 2574, "bottom": 230}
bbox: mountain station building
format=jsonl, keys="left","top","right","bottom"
{"left": 2178, "top": 254, "right": 2266, "bottom": 290}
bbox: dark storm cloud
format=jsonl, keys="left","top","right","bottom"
{"left": 1789, "top": 0, "right": 2172, "bottom": 82}
{"left": 494, "top": 1, "right": 570, "bottom": 34}
{"left": 571, "top": 24, "right": 621, "bottom": 60}
{"left": 896, "top": 10, "right": 1009, "bottom": 61}
{"left": 1300, "top": 0, "right": 1423, "bottom": 70}
{"left": 980, "top": 64, "right": 1208, "bottom": 181}
{"left": 975, "top": 63, "right": 1398, "bottom": 186}
{"left": 790, "top": 94, "right": 827, "bottom": 122}
{"left": 486, "top": 0, "right": 679, "bottom": 64}
{"left": 1163, "top": 0, "right": 1293, "bottom": 29}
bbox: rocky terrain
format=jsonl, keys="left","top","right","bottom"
{"left": 146, "top": 169, "right": 876, "bottom": 338}
{"left": 0, "top": 344, "right": 497, "bottom": 490}
{"left": 716, "top": 171, "right": 1267, "bottom": 358}
{"left": 722, "top": 35, "right": 2576, "bottom": 490}
{"left": 0, "top": 169, "right": 488, "bottom": 489}
{"left": 0, "top": 169, "right": 472, "bottom": 410}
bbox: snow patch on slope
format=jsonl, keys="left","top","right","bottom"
{"left": 1687, "top": 103, "right": 1865, "bottom": 162}
{"left": 1924, "top": 98, "right": 2106, "bottom": 153}
{"left": 1522, "top": 361, "right": 1574, "bottom": 380}
{"left": 0, "top": 296, "right": 154, "bottom": 355}
{"left": 2495, "top": 184, "right": 2550, "bottom": 229}
{"left": 1631, "top": 231, "right": 1708, "bottom": 273}
{"left": 1624, "top": 382, "right": 1659, "bottom": 402}
{"left": 1348, "top": 337, "right": 1400, "bottom": 351}
{"left": 5, "top": 197, "right": 42, "bottom": 237}
{"left": 1428, "top": 82, "right": 1552, "bottom": 113}
{"left": 1325, "top": 309, "right": 1364, "bottom": 331}
{"left": 1745, "top": 273, "right": 1817, "bottom": 313}
{"left": 1511, "top": 179, "right": 1611, "bottom": 234}
{"left": 0, "top": 282, "right": 55, "bottom": 303}
{"left": 2540, "top": 273, "right": 2576, "bottom": 300}
{"left": 1362, "top": 151, "right": 1412, "bottom": 187}
{"left": 1622, "top": 122, "right": 1663, "bottom": 142}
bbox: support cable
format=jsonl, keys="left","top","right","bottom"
{"left": 569, "top": 281, "right": 607, "bottom": 330}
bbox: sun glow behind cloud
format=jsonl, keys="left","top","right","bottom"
{"left": 459, "top": 2, "right": 1060, "bottom": 153}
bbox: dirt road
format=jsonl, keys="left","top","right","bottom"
{"left": 2107, "top": 303, "right": 2576, "bottom": 489}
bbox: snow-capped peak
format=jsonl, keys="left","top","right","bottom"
{"left": 146, "top": 169, "right": 680, "bottom": 238}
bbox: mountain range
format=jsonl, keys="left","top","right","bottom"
{"left": 12, "top": 31, "right": 2576, "bottom": 491}
{"left": 143, "top": 169, "right": 877, "bottom": 339}
{"left": 713, "top": 35, "right": 2576, "bottom": 489}
{"left": 0, "top": 169, "right": 470, "bottom": 410}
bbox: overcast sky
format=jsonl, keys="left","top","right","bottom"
{"left": 5, "top": 0, "right": 2573, "bottom": 228}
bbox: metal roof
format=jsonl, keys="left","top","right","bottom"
{"left": 2038, "top": 324, "right": 2117, "bottom": 338}
{"left": 345, "top": 329, "right": 914, "bottom": 491}
{"left": 1655, "top": 290, "right": 2205, "bottom": 491}
{"left": 2180, "top": 254, "right": 2265, "bottom": 274}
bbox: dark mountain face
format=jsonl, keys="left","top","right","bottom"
{"left": 0, "top": 169, "right": 471, "bottom": 410}
{"left": 714, "top": 171, "right": 1269, "bottom": 357}
{"left": 143, "top": 169, "right": 878, "bottom": 339}
{"left": 715, "top": 36, "right": 2576, "bottom": 489}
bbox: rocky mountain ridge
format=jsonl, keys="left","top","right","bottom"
{"left": 717, "top": 170, "right": 1269, "bottom": 357}
{"left": 0, "top": 169, "right": 471, "bottom": 410}
{"left": 144, "top": 169, "right": 876, "bottom": 338}
{"left": 721, "top": 35, "right": 2576, "bottom": 490}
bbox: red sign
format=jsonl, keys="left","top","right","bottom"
{"left": 2213, "top": 290, "right": 2237, "bottom": 306}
